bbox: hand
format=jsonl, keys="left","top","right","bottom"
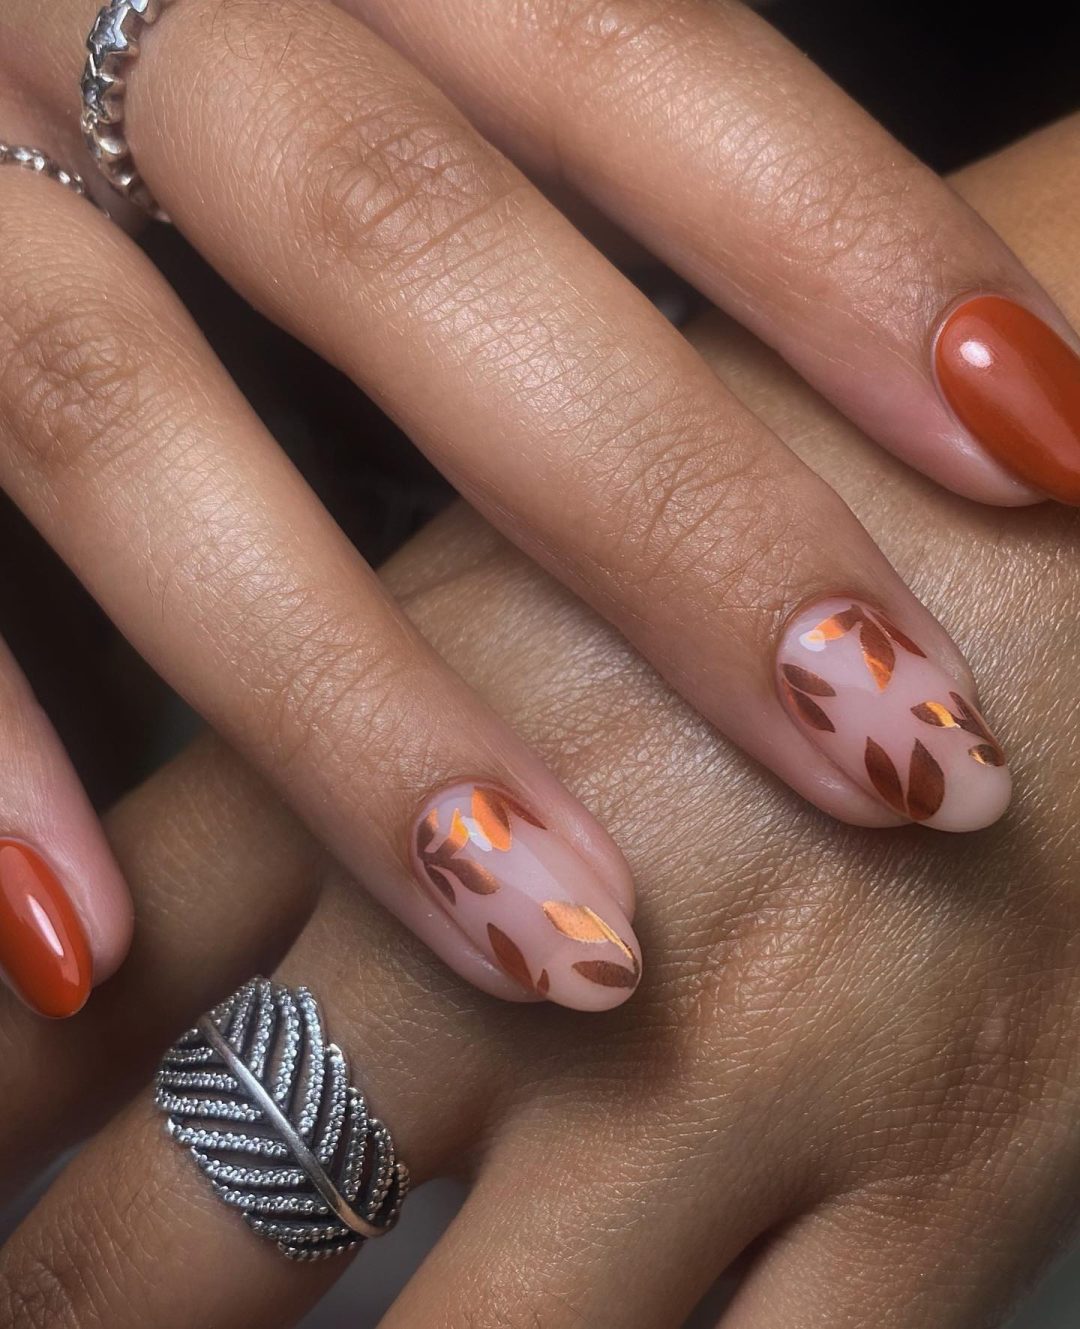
{"left": 3, "top": 0, "right": 1078, "bottom": 1010}
{"left": 2, "top": 112, "right": 1079, "bottom": 1326}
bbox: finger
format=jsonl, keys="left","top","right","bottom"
{"left": 29, "top": 0, "right": 1011, "bottom": 831}
{"left": 343, "top": 0, "right": 1080, "bottom": 507}
{"left": 0, "top": 167, "right": 642, "bottom": 1012}
{"left": 0, "top": 630, "right": 130, "bottom": 1018}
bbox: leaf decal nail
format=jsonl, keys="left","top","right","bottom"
{"left": 784, "top": 682, "right": 835, "bottom": 732}
{"left": 543, "top": 902, "right": 637, "bottom": 967}
{"left": 859, "top": 618, "right": 895, "bottom": 690}
{"left": 487, "top": 924, "right": 535, "bottom": 992}
{"left": 781, "top": 665, "right": 836, "bottom": 696}
{"left": 969, "top": 744, "right": 1003, "bottom": 766}
{"left": 865, "top": 737, "right": 907, "bottom": 815}
{"left": 907, "top": 740, "right": 945, "bottom": 820}
{"left": 572, "top": 960, "right": 639, "bottom": 989}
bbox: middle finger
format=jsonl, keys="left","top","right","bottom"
{"left": 24, "top": 0, "right": 1013, "bottom": 832}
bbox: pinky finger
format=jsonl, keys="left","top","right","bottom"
{"left": 0, "top": 633, "right": 132, "bottom": 1018}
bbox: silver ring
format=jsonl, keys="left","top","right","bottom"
{"left": 155, "top": 978, "right": 411, "bottom": 1261}
{"left": 80, "top": 0, "right": 173, "bottom": 219}
{"left": 0, "top": 143, "right": 91, "bottom": 200}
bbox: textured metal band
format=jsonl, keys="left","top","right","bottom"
{"left": 0, "top": 143, "right": 90, "bottom": 199}
{"left": 81, "top": 0, "right": 173, "bottom": 219}
{"left": 155, "top": 978, "right": 411, "bottom": 1261}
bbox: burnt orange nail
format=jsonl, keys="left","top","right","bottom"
{"left": 0, "top": 841, "right": 91, "bottom": 1018}
{"left": 935, "top": 295, "right": 1080, "bottom": 504}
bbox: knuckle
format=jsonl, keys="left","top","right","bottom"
{"left": 214, "top": 2, "right": 521, "bottom": 281}
{"left": 0, "top": 242, "right": 178, "bottom": 489}
{"left": 582, "top": 393, "right": 819, "bottom": 617}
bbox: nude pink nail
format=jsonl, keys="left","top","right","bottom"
{"left": 776, "top": 598, "right": 1010, "bottom": 832}
{"left": 410, "top": 783, "right": 641, "bottom": 1011}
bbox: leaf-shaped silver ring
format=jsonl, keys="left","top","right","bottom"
{"left": 155, "top": 978, "right": 410, "bottom": 1260}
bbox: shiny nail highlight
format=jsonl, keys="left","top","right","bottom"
{"left": 935, "top": 294, "right": 1080, "bottom": 503}
{"left": 411, "top": 784, "right": 641, "bottom": 1010}
{"left": 0, "top": 840, "right": 92, "bottom": 1017}
{"left": 777, "top": 599, "right": 1010, "bottom": 832}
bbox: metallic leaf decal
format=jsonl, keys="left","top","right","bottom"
{"left": 949, "top": 693, "right": 1006, "bottom": 766}
{"left": 969, "top": 744, "right": 1005, "bottom": 767}
{"left": 543, "top": 902, "right": 637, "bottom": 967}
{"left": 859, "top": 619, "right": 895, "bottom": 690}
{"left": 784, "top": 682, "right": 835, "bottom": 732}
{"left": 864, "top": 737, "right": 906, "bottom": 815}
{"left": 911, "top": 701, "right": 959, "bottom": 728}
{"left": 867, "top": 610, "right": 927, "bottom": 657}
{"left": 425, "top": 867, "right": 456, "bottom": 905}
{"left": 487, "top": 924, "right": 534, "bottom": 992}
{"left": 471, "top": 787, "right": 544, "bottom": 852}
{"left": 781, "top": 664, "right": 836, "bottom": 697}
{"left": 907, "top": 740, "right": 945, "bottom": 821}
{"left": 417, "top": 807, "right": 499, "bottom": 901}
{"left": 572, "top": 960, "right": 638, "bottom": 989}
{"left": 806, "top": 606, "right": 862, "bottom": 646}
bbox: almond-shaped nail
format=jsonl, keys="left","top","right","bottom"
{"left": 411, "top": 784, "right": 641, "bottom": 1010}
{"left": 935, "top": 294, "right": 1080, "bottom": 503}
{"left": 777, "top": 599, "right": 1010, "bottom": 832}
{"left": 0, "top": 840, "right": 92, "bottom": 1017}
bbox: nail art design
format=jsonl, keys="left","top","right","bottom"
{"left": 935, "top": 294, "right": 1080, "bottom": 504}
{"left": 777, "top": 599, "right": 1010, "bottom": 832}
{"left": 412, "top": 784, "right": 641, "bottom": 1010}
{"left": 0, "top": 840, "right": 92, "bottom": 1017}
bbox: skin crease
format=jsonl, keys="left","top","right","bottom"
{"left": 1, "top": 117, "right": 1080, "bottom": 1329}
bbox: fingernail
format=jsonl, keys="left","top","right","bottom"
{"left": 0, "top": 840, "right": 92, "bottom": 1017}
{"left": 411, "top": 783, "right": 641, "bottom": 1010}
{"left": 935, "top": 294, "right": 1080, "bottom": 503}
{"left": 777, "top": 599, "right": 1010, "bottom": 832}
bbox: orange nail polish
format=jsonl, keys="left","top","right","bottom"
{"left": 935, "top": 295, "right": 1080, "bottom": 504}
{"left": 0, "top": 841, "right": 91, "bottom": 1018}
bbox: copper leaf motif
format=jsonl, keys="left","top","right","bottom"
{"left": 572, "top": 960, "right": 638, "bottom": 989}
{"left": 425, "top": 867, "right": 456, "bottom": 905}
{"left": 859, "top": 619, "right": 895, "bottom": 690}
{"left": 911, "top": 701, "right": 959, "bottom": 728}
{"left": 868, "top": 610, "right": 927, "bottom": 658}
{"left": 907, "top": 740, "right": 945, "bottom": 821}
{"left": 487, "top": 924, "right": 534, "bottom": 992}
{"left": 543, "top": 902, "right": 637, "bottom": 967}
{"left": 784, "top": 682, "right": 836, "bottom": 733}
{"left": 781, "top": 664, "right": 836, "bottom": 697}
{"left": 471, "top": 787, "right": 544, "bottom": 852}
{"left": 864, "top": 737, "right": 906, "bottom": 815}
{"left": 969, "top": 744, "right": 1005, "bottom": 767}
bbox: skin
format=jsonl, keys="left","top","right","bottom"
{"left": 1, "top": 114, "right": 1080, "bottom": 1327}
{"left": 0, "top": 0, "right": 1079, "bottom": 1009}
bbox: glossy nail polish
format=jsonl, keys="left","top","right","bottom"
{"left": 0, "top": 840, "right": 92, "bottom": 1017}
{"left": 776, "top": 599, "right": 1010, "bottom": 832}
{"left": 411, "top": 784, "right": 641, "bottom": 1010}
{"left": 935, "top": 294, "right": 1080, "bottom": 503}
